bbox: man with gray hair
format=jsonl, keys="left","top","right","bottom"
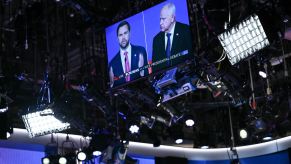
{"left": 152, "top": 2, "right": 193, "bottom": 73}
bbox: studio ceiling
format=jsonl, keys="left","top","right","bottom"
{"left": 1, "top": 0, "right": 291, "bottom": 149}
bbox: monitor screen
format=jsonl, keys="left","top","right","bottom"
{"left": 106, "top": 0, "right": 194, "bottom": 89}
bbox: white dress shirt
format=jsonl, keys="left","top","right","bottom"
{"left": 164, "top": 23, "right": 176, "bottom": 51}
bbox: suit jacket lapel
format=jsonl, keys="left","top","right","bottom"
{"left": 117, "top": 51, "right": 125, "bottom": 74}
{"left": 131, "top": 46, "right": 136, "bottom": 70}
{"left": 171, "top": 24, "right": 179, "bottom": 55}
{"left": 160, "top": 33, "right": 166, "bottom": 57}
{"left": 130, "top": 45, "right": 139, "bottom": 79}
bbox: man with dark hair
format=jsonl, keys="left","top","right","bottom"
{"left": 152, "top": 2, "right": 193, "bottom": 73}
{"left": 109, "top": 21, "right": 148, "bottom": 88}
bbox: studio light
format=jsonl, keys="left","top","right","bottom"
{"left": 129, "top": 124, "right": 139, "bottom": 134}
{"left": 259, "top": 71, "right": 267, "bottom": 78}
{"left": 262, "top": 133, "right": 273, "bottom": 141}
{"left": 218, "top": 14, "right": 270, "bottom": 65}
{"left": 262, "top": 136, "right": 273, "bottom": 141}
{"left": 170, "top": 124, "right": 184, "bottom": 144}
{"left": 58, "top": 156, "right": 67, "bottom": 164}
{"left": 77, "top": 151, "right": 87, "bottom": 161}
{"left": 93, "top": 150, "right": 102, "bottom": 156}
{"left": 42, "top": 157, "right": 50, "bottom": 164}
{"left": 22, "top": 108, "right": 70, "bottom": 137}
{"left": 185, "top": 119, "right": 194, "bottom": 127}
{"left": 127, "top": 117, "right": 141, "bottom": 134}
{"left": 21, "top": 71, "right": 70, "bottom": 137}
{"left": 239, "top": 129, "right": 248, "bottom": 139}
{"left": 157, "top": 97, "right": 162, "bottom": 107}
{"left": 175, "top": 138, "right": 183, "bottom": 144}
{"left": 200, "top": 146, "right": 209, "bottom": 149}
{"left": 6, "top": 132, "right": 11, "bottom": 138}
{"left": 173, "top": 130, "right": 184, "bottom": 145}
{"left": 42, "top": 155, "right": 71, "bottom": 164}
{"left": 185, "top": 118, "right": 195, "bottom": 127}
{"left": 156, "top": 102, "right": 161, "bottom": 107}
{"left": 0, "top": 106, "right": 8, "bottom": 113}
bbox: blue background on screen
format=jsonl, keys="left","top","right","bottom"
{"left": 143, "top": 0, "right": 190, "bottom": 61}
{"left": 106, "top": 13, "right": 146, "bottom": 63}
{"left": 106, "top": 0, "right": 190, "bottom": 64}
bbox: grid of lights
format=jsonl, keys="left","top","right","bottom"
{"left": 218, "top": 14, "right": 270, "bottom": 65}
{"left": 22, "top": 108, "right": 70, "bottom": 137}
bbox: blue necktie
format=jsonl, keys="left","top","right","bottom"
{"left": 166, "top": 33, "right": 171, "bottom": 66}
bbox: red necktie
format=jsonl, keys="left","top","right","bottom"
{"left": 124, "top": 51, "right": 130, "bottom": 82}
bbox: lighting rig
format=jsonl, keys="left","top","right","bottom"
{"left": 218, "top": 14, "right": 270, "bottom": 65}
{"left": 108, "top": 8, "right": 280, "bottom": 151}
{"left": 153, "top": 67, "right": 198, "bottom": 103}
{"left": 22, "top": 71, "right": 70, "bottom": 138}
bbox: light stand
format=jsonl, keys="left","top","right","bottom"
{"left": 227, "top": 104, "right": 240, "bottom": 164}
{"left": 248, "top": 60, "right": 256, "bottom": 110}
{"left": 22, "top": 71, "right": 70, "bottom": 137}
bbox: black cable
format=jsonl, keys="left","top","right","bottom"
{"left": 193, "top": 0, "right": 201, "bottom": 49}
{"left": 227, "top": 104, "right": 240, "bottom": 163}
{"left": 228, "top": 0, "right": 231, "bottom": 24}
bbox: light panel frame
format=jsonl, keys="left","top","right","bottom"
{"left": 218, "top": 14, "right": 270, "bottom": 65}
{"left": 22, "top": 108, "right": 70, "bottom": 138}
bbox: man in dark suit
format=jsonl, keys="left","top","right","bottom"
{"left": 109, "top": 21, "right": 148, "bottom": 88}
{"left": 152, "top": 2, "right": 193, "bottom": 73}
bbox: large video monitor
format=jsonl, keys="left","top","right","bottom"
{"left": 106, "top": 0, "right": 194, "bottom": 89}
